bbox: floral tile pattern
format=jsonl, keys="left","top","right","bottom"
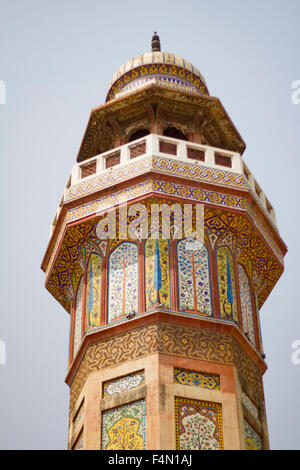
{"left": 108, "top": 242, "right": 138, "bottom": 322}
{"left": 244, "top": 420, "right": 262, "bottom": 450}
{"left": 174, "top": 369, "right": 220, "bottom": 390}
{"left": 217, "top": 247, "right": 238, "bottom": 321}
{"left": 102, "top": 400, "right": 146, "bottom": 450}
{"left": 86, "top": 253, "right": 102, "bottom": 328}
{"left": 145, "top": 238, "right": 170, "bottom": 309}
{"left": 177, "top": 239, "right": 212, "bottom": 315}
{"left": 103, "top": 371, "right": 145, "bottom": 398}
{"left": 175, "top": 397, "right": 223, "bottom": 450}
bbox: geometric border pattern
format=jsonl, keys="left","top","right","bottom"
{"left": 69, "top": 321, "right": 264, "bottom": 414}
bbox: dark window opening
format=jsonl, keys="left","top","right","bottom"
{"left": 128, "top": 129, "right": 150, "bottom": 143}
{"left": 163, "top": 126, "right": 187, "bottom": 141}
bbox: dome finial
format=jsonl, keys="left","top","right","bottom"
{"left": 151, "top": 32, "right": 161, "bottom": 52}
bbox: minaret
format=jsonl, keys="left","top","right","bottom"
{"left": 41, "top": 34, "right": 287, "bottom": 450}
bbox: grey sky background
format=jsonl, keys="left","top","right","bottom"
{"left": 0, "top": 0, "right": 299, "bottom": 450}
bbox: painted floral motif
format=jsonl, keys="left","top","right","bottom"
{"left": 145, "top": 239, "right": 170, "bottom": 309}
{"left": 86, "top": 253, "right": 102, "bottom": 328}
{"left": 177, "top": 239, "right": 212, "bottom": 315}
{"left": 174, "top": 369, "right": 220, "bottom": 390}
{"left": 102, "top": 400, "right": 146, "bottom": 450}
{"left": 108, "top": 242, "right": 138, "bottom": 322}
{"left": 238, "top": 264, "right": 255, "bottom": 345}
{"left": 175, "top": 398, "right": 223, "bottom": 450}
{"left": 73, "top": 276, "right": 83, "bottom": 356}
{"left": 103, "top": 371, "right": 145, "bottom": 398}
{"left": 244, "top": 420, "right": 262, "bottom": 450}
{"left": 217, "top": 247, "right": 238, "bottom": 321}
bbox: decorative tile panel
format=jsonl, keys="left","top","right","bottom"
{"left": 177, "top": 239, "right": 212, "bottom": 315}
{"left": 244, "top": 420, "right": 262, "bottom": 450}
{"left": 69, "top": 322, "right": 264, "bottom": 412}
{"left": 175, "top": 397, "right": 223, "bottom": 450}
{"left": 241, "top": 390, "right": 259, "bottom": 419}
{"left": 102, "top": 400, "right": 146, "bottom": 450}
{"left": 174, "top": 369, "right": 220, "bottom": 390}
{"left": 86, "top": 253, "right": 102, "bottom": 328}
{"left": 108, "top": 242, "right": 138, "bottom": 322}
{"left": 217, "top": 247, "right": 238, "bottom": 321}
{"left": 73, "top": 276, "right": 83, "bottom": 356}
{"left": 103, "top": 371, "right": 145, "bottom": 398}
{"left": 145, "top": 238, "right": 170, "bottom": 309}
{"left": 238, "top": 264, "right": 255, "bottom": 346}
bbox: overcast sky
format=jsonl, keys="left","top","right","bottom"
{"left": 0, "top": 0, "right": 299, "bottom": 450}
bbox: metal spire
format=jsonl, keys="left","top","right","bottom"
{"left": 151, "top": 32, "right": 161, "bottom": 52}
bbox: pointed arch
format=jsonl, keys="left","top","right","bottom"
{"left": 216, "top": 246, "right": 238, "bottom": 321}
{"left": 108, "top": 242, "right": 139, "bottom": 322}
{"left": 177, "top": 239, "right": 212, "bottom": 316}
{"left": 85, "top": 252, "right": 102, "bottom": 328}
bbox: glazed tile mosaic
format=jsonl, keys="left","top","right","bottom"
{"left": 108, "top": 242, "right": 138, "bottom": 322}
{"left": 244, "top": 420, "right": 262, "bottom": 450}
{"left": 102, "top": 400, "right": 146, "bottom": 450}
{"left": 238, "top": 264, "right": 255, "bottom": 346}
{"left": 65, "top": 156, "right": 247, "bottom": 202}
{"left": 103, "top": 371, "right": 145, "bottom": 398}
{"left": 46, "top": 196, "right": 283, "bottom": 314}
{"left": 175, "top": 397, "right": 223, "bottom": 450}
{"left": 174, "top": 369, "right": 220, "bottom": 390}
{"left": 177, "top": 239, "right": 212, "bottom": 315}
{"left": 106, "top": 62, "right": 209, "bottom": 102}
{"left": 217, "top": 247, "right": 238, "bottom": 321}
{"left": 241, "top": 391, "right": 259, "bottom": 419}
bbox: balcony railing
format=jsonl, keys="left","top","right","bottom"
{"left": 50, "top": 134, "right": 277, "bottom": 237}
{"left": 71, "top": 134, "right": 244, "bottom": 185}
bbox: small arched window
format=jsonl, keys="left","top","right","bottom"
{"left": 128, "top": 128, "right": 150, "bottom": 143}
{"left": 163, "top": 126, "right": 187, "bottom": 141}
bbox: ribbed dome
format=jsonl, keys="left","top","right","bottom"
{"left": 106, "top": 50, "right": 209, "bottom": 102}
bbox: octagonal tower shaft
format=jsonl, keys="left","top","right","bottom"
{"left": 41, "top": 37, "right": 287, "bottom": 451}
